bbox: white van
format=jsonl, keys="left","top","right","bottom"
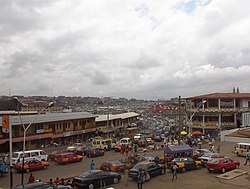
{"left": 235, "top": 142, "right": 250, "bottom": 157}
{"left": 12, "top": 150, "right": 48, "bottom": 165}
{"left": 120, "top": 138, "right": 132, "bottom": 146}
{"left": 133, "top": 134, "right": 144, "bottom": 141}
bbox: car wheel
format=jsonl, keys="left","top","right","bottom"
{"left": 26, "top": 168, "right": 30, "bottom": 173}
{"left": 235, "top": 165, "right": 239, "bottom": 169}
{"left": 113, "top": 177, "right": 119, "bottom": 184}
{"left": 161, "top": 169, "right": 166, "bottom": 175}
{"left": 182, "top": 168, "right": 186, "bottom": 173}
{"left": 221, "top": 168, "right": 226, "bottom": 173}
{"left": 88, "top": 183, "right": 94, "bottom": 189}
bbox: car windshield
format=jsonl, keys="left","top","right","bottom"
{"left": 80, "top": 172, "right": 91, "bottom": 178}
{"left": 209, "top": 159, "right": 220, "bottom": 164}
{"left": 12, "top": 153, "right": 19, "bottom": 158}
{"left": 133, "top": 163, "right": 148, "bottom": 170}
{"left": 112, "top": 161, "right": 122, "bottom": 166}
{"left": 202, "top": 153, "right": 213, "bottom": 157}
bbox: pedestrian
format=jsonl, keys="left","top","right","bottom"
{"left": 28, "top": 173, "right": 35, "bottom": 184}
{"left": 172, "top": 163, "right": 178, "bottom": 181}
{"left": 49, "top": 178, "right": 53, "bottom": 185}
{"left": 217, "top": 145, "right": 220, "bottom": 153}
{"left": 212, "top": 138, "right": 215, "bottom": 145}
{"left": 4, "top": 153, "right": 8, "bottom": 163}
{"left": 134, "top": 144, "right": 138, "bottom": 153}
{"left": 124, "top": 169, "right": 129, "bottom": 187}
{"left": 211, "top": 145, "right": 215, "bottom": 153}
{"left": 244, "top": 150, "right": 250, "bottom": 165}
{"left": 60, "top": 178, "right": 65, "bottom": 185}
{"left": 90, "top": 159, "right": 95, "bottom": 171}
{"left": 66, "top": 180, "right": 72, "bottom": 186}
{"left": 144, "top": 169, "right": 150, "bottom": 181}
{"left": 54, "top": 177, "right": 60, "bottom": 185}
{"left": 125, "top": 147, "right": 129, "bottom": 157}
{"left": 137, "top": 169, "right": 145, "bottom": 189}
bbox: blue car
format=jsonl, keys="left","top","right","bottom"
{"left": 86, "top": 148, "right": 105, "bottom": 158}
{"left": 0, "top": 158, "right": 8, "bottom": 176}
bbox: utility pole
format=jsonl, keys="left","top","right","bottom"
{"left": 178, "top": 96, "right": 181, "bottom": 144}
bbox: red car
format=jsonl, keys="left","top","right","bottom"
{"left": 99, "top": 161, "right": 126, "bottom": 173}
{"left": 55, "top": 152, "right": 83, "bottom": 164}
{"left": 206, "top": 157, "right": 240, "bottom": 173}
{"left": 14, "top": 159, "right": 49, "bottom": 173}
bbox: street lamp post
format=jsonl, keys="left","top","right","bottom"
{"left": 188, "top": 100, "right": 206, "bottom": 136}
{"left": 13, "top": 98, "right": 54, "bottom": 186}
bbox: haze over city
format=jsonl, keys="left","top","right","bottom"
{"left": 1, "top": 0, "right": 250, "bottom": 100}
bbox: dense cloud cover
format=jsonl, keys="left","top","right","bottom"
{"left": 1, "top": 0, "right": 250, "bottom": 99}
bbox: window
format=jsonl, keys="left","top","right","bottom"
{"left": 40, "top": 151, "right": 46, "bottom": 155}
{"left": 31, "top": 152, "right": 39, "bottom": 157}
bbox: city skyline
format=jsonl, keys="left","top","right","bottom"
{"left": 1, "top": 0, "right": 250, "bottom": 100}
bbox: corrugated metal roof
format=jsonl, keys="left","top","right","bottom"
{"left": 95, "top": 112, "right": 139, "bottom": 122}
{"left": 0, "top": 112, "right": 96, "bottom": 126}
{"left": 187, "top": 93, "right": 250, "bottom": 100}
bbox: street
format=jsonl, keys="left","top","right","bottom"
{"left": 0, "top": 141, "right": 250, "bottom": 189}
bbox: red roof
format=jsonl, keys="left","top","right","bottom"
{"left": 186, "top": 93, "right": 250, "bottom": 100}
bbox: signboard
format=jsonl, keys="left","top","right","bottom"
{"left": 2, "top": 115, "right": 9, "bottom": 133}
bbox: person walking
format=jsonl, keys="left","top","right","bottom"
{"left": 124, "top": 169, "right": 129, "bottom": 187}
{"left": 172, "top": 163, "right": 178, "bottom": 181}
{"left": 28, "top": 173, "right": 35, "bottom": 184}
{"left": 90, "top": 159, "right": 95, "bottom": 171}
{"left": 137, "top": 169, "right": 145, "bottom": 189}
{"left": 244, "top": 150, "right": 250, "bottom": 165}
{"left": 217, "top": 145, "right": 220, "bottom": 153}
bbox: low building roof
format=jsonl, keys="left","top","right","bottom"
{"left": 96, "top": 112, "right": 139, "bottom": 122}
{"left": 0, "top": 112, "right": 96, "bottom": 126}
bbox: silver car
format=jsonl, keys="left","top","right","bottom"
{"left": 198, "top": 153, "right": 224, "bottom": 166}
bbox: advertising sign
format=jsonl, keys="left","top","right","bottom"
{"left": 2, "top": 115, "right": 9, "bottom": 133}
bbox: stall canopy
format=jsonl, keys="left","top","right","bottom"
{"left": 164, "top": 144, "right": 193, "bottom": 157}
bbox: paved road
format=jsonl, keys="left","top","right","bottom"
{"left": 0, "top": 141, "right": 249, "bottom": 189}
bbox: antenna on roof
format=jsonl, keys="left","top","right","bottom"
{"left": 237, "top": 87, "right": 240, "bottom": 93}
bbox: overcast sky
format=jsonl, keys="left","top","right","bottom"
{"left": 1, "top": 0, "right": 250, "bottom": 100}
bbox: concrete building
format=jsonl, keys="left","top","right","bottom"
{"left": 185, "top": 92, "right": 250, "bottom": 137}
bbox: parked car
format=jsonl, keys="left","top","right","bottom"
{"left": 12, "top": 182, "right": 72, "bottom": 189}
{"left": 55, "top": 152, "right": 83, "bottom": 164}
{"left": 198, "top": 153, "right": 224, "bottom": 166}
{"left": 72, "top": 170, "right": 121, "bottom": 189}
{"left": 168, "top": 157, "right": 201, "bottom": 173}
{"left": 119, "top": 155, "right": 147, "bottom": 169}
{"left": 86, "top": 148, "right": 105, "bottom": 158}
{"left": 193, "top": 149, "right": 212, "bottom": 159}
{"left": 153, "top": 136, "right": 163, "bottom": 142}
{"left": 146, "top": 137, "right": 154, "bottom": 145}
{"left": 0, "top": 158, "right": 8, "bottom": 176}
{"left": 48, "top": 150, "right": 67, "bottom": 161}
{"left": 128, "top": 162, "right": 166, "bottom": 180}
{"left": 74, "top": 146, "right": 92, "bottom": 156}
{"left": 14, "top": 159, "right": 49, "bottom": 173}
{"left": 99, "top": 161, "right": 126, "bottom": 173}
{"left": 113, "top": 144, "right": 132, "bottom": 152}
{"left": 206, "top": 157, "right": 240, "bottom": 173}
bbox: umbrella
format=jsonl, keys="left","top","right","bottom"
{"left": 192, "top": 131, "right": 201, "bottom": 135}
{"left": 180, "top": 131, "right": 187, "bottom": 135}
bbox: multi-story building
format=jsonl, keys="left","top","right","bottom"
{"left": 185, "top": 92, "right": 250, "bottom": 137}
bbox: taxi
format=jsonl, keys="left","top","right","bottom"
{"left": 99, "top": 161, "right": 126, "bottom": 173}
{"left": 14, "top": 158, "right": 49, "bottom": 173}
{"left": 55, "top": 152, "right": 83, "bottom": 164}
{"left": 169, "top": 157, "right": 201, "bottom": 173}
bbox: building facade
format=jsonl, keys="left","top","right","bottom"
{"left": 186, "top": 92, "right": 250, "bottom": 137}
{"left": 0, "top": 112, "right": 96, "bottom": 152}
